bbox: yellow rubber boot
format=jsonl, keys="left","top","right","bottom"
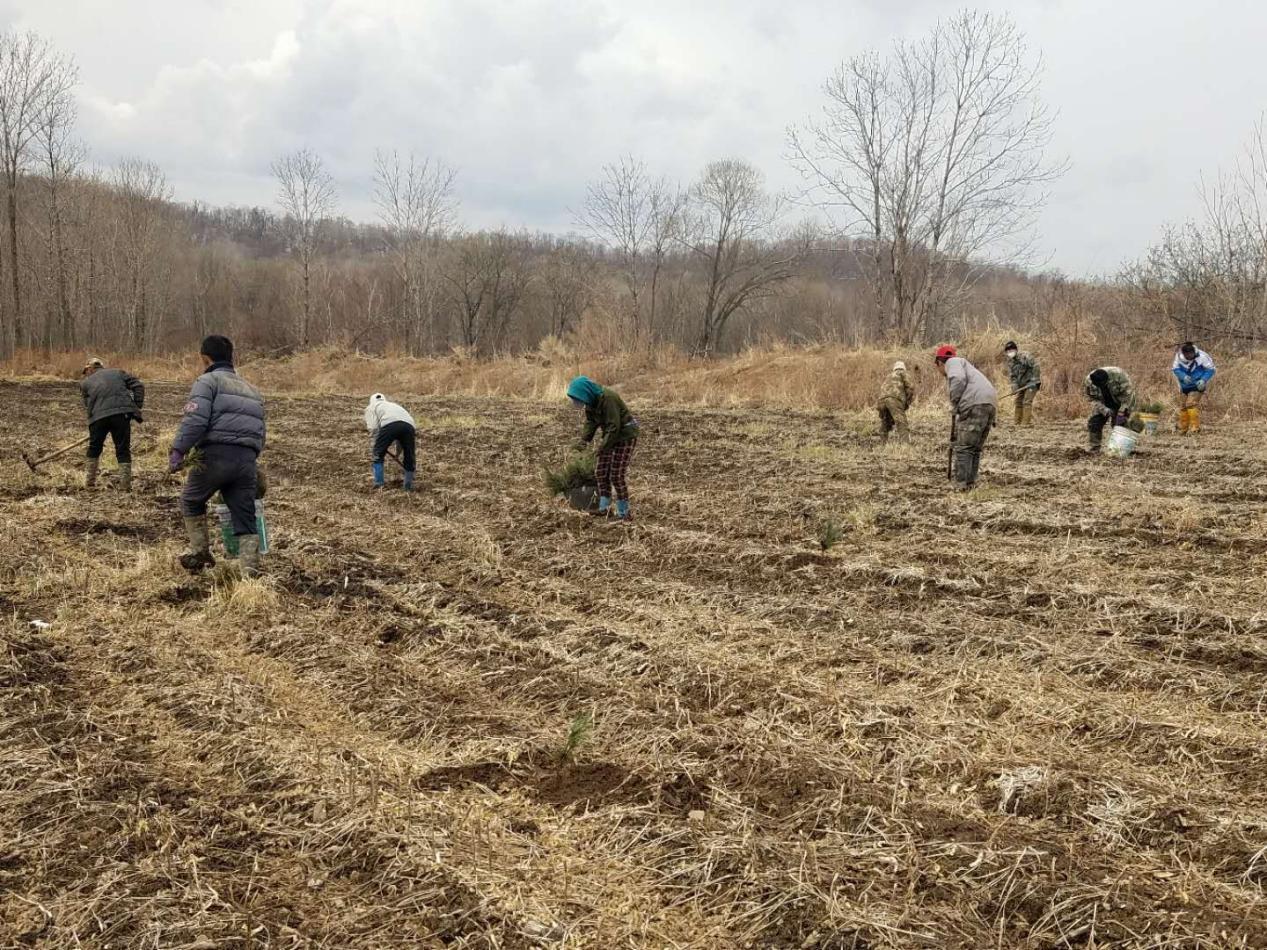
{"left": 1177, "top": 408, "right": 1190, "bottom": 433}
{"left": 1189, "top": 407, "right": 1200, "bottom": 433}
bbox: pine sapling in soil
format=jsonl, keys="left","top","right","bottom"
{"left": 560, "top": 712, "right": 594, "bottom": 764}
{"left": 817, "top": 518, "right": 843, "bottom": 551}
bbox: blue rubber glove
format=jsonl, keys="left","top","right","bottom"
{"left": 168, "top": 449, "right": 185, "bottom": 473}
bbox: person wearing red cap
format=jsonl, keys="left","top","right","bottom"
{"left": 935, "top": 345, "right": 997, "bottom": 491}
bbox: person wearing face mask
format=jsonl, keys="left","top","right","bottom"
{"left": 566, "top": 376, "right": 639, "bottom": 522}
{"left": 1003, "top": 340, "right": 1041, "bottom": 427}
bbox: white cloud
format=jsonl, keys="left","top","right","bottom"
{"left": 5, "top": 0, "right": 1267, "bottom": 273}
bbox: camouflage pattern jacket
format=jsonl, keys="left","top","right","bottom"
{"left": 1007, "top": 352, "right": 1041, "bottom": 391}
{"left": 1084, "top": 367, "right": 1135, "bottom": 414}
{"left": 877, "top": 369, "right": 915, "bottom": 410}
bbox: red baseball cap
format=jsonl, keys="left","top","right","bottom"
{"left": 934, "top": 344, "right": 957, "bottom": 362}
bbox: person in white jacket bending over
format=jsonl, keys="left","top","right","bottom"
{"left": 364, "top": 393, "right": 417, "bottom": 491}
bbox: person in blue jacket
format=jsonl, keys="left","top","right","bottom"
{"left": 1172, "top": 341, "right": 1216, "bottom": 434}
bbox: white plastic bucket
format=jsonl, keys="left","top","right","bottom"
{"left": 1106, "top": 425, "right": 1139, "bottom": 459}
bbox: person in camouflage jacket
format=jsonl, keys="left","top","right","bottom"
{"left": 1004, "top": 341, "right": 1040, "bottom": 427}
{"left": 876, "top": 361, "right": 915, "bottom": 442}
{"left": 1084, "top": 366, "right": 1135, "bottom": 453}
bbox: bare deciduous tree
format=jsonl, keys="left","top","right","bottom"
{"left": 537, "top": 239, "right": 596, "bottom": 339}
{"left": 577, "top": 156, "right": 684, "bottom": 346}
{"left": 35, "top": 78, "right": 84, "bottom": 349}
{"left": 1125, "top": 117, "right": 1267, "bottom": 347}
{"left": 790, "top": 10, "right": 1063, "bottom": 343}
{"left": 0, "top": 30, "right": 75, "bottom": 352}
{"left": 272, "top": 147, "right": 337, "bottom": 348}
{"left": 111, "top": 158, "right": 173, "bottom": 352}
{"left": 445, "top": 230, "right": 532, "bottom": 354}
{"left": 372, "top": 149, "right": 458, "bottom": 355}
{"left": 683, "top": 159, "right": 808, "bottom": 357}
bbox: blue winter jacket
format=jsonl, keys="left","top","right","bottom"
{"left": 172, "top": 362, "right": 266, "bottom": 455}
{"left": 1172, "top": 350, "right": 1216, "bottom": 393}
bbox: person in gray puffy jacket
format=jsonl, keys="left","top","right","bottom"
{"left": 79, "top": 357, "right": 145, "bottom": 490}
{"left": 169, "top": 335, "right": 266, "bottom": 575}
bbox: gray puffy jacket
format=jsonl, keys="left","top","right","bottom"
{"left": 172, "top": 363, "right": 266, "bottom": 455}
{"left": 80, "top": 368, "right": 145, "bottom": 425}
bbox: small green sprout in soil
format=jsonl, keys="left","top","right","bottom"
{"left": 561, "top": 711, "right": 594, "bottom": 763}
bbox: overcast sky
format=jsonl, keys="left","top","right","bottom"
{"left": 4, "top": 0, "right": 1266, "bottom": 275}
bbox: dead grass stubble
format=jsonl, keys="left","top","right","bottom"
{"left": 1, "top": 380, "right": 1266, "bottom": 947}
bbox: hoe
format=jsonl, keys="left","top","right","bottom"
{"left": 22, "top": 435, "right": 91, "bottom": 473}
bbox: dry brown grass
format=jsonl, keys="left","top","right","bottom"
{"left": 2, "top": 378, "right": 1266, "bottom": 946}
{"left": 9, "top": 332, "right": 1264, "bottom": 418}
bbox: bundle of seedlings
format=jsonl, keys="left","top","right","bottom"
{"left": 543, "top": 452, "right": 599, "bottom": 511}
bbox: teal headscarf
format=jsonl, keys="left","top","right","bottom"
{"left": 566, "top": 376, "right": 603, "bottom": 406}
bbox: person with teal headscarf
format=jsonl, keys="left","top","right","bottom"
{"left": 567, "top": 375, "right": 640, "bottom": 521}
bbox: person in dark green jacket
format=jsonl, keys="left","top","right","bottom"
{"left": 568, "top": 376, "right": 639, "bottom": 521}
{"left": 79, "top": 357, "right": 145, "bottom": 490}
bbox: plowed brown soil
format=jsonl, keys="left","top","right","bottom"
{"left": 2, "top": 378, "right": 1265, "bottom": 948}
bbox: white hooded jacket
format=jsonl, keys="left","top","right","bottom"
{"left": 364, "top": 394, "right": 416, "bottom": 435}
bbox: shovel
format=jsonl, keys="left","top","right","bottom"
{"left": 22, "top": 435, "right": 91, "bottom": 473}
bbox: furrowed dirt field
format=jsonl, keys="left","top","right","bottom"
{"left": 3, "top": 378, "right": 1267, "bottom": 948}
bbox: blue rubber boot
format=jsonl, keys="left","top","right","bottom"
{"left": 372, "top": 461, "right": 385, "bottom": 487}
{"left": 597, "top": 495, "right": 611, "bottom": 515}
{"left": 403, "top": 470, "right": 415, "bottom": 492}
{"left": 616, "top": 499, "right": 631, "bottom": 521}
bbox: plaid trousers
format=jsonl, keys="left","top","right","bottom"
{"left": 596, "top": 439, "right": 636, "bottom": 501}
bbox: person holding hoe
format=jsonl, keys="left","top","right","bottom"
{"left": 364, "top": 392, "right": 417, "bottom": 491}
{"left": 79, "top": 356, "right": 145, "bottom": 490}
{"left": 1003, "top": 340, "right": 1041, "bottom": 426}
{"left": 170, "top": 335, "right": 266, "bottom": 576}
{"left": 567, "top": 375, "right": 639, "bottom": 522}
{"left": 1172, "top": 341, "right": 1215, "bottom": 434}
{"left": 935, "top": 345, "right": 997, "bottom": 491}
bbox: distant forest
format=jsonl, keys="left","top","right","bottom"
{"left": 1, "top": 17, "right": 1264, "bottom": 359}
